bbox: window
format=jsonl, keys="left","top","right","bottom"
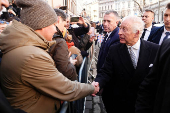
{"left": 128, "top": 2, "right": 130, "bottom": 8}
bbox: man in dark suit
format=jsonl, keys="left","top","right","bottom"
{"left": 135, "top": 3, "right": 170, "bottom": 113}
{"left": 147, "top": 3, "right": 170, "bottom": 45}
{"left": 141, "top": 9, "right": 155, "bottom": 41}
{"left": 97, "top": 10, "right": 120, "bottom": 73}
{"left": 93, "top": 16, "right": 159, "bottom": 113}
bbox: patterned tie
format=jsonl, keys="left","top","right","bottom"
{"left": 163, "top": 32, "right": 170, "bottom": 41}
{"left": 128, "top": 47, "right": 137, "bottom": 69}
{"left": 141, "top": 29, "right": 147, "bottom": 39}
{"left": 104, "top": 34, "right": 108, "bottom": 43}
{"left": 101, "top": 34, "right": 108, "bottom": 47}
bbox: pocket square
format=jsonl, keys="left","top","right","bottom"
{"left": 149, "top": 64, "right": 153, "bottom": 67}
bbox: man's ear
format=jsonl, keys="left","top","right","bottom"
{"left": 116, "top": 20, "right": 119, "bottom": 25}
{"left": 57, "top": 16, "right": 61, "bottom": 23}
{"left": 135, "top": 30, "right": 140, "bottom": 38}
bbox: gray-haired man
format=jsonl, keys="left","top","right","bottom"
{"left": 94, "top": 16, "right": 159, "bottom": 113}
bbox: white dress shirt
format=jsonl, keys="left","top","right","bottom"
{"left": 143, "top": 25, "right": 152, "bottom": 41}
{"left": 127, "top": 39, "right": 141, "bottom": 65}
{"left": 159, "top": 27, "right": 170, "bottom": 45}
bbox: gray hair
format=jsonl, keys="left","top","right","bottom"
{"left": 122, "top": 16, "right": 144, "bottom": 37}
{"left": 54, "top": 9, "right": 67, "bottom": 21}
{"left": 105, "top": 10, "right": 120, "bottom": 20}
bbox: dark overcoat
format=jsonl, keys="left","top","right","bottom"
{"left": 147, "top": 26, "right": 164, "bottom": 44}
{"left": 97, "top": 27, "right": 120, "bottom": 73}
{"left": 136, "top": 38, "right": 170, "bottom": 113}
{"left": 95, "top": 39, "right": 159, "bottom": 113}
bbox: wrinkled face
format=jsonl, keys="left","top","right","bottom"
{"left": 41, "top": 24, "right": 57, "bottom": 41}
{"left": 142, "top": 11, "right": 154, "bottom": 27}
{"left": 164, "top": 9, "right": 170, "bottom": 31}
{"left": 65, "top": 17, "right": 70, "bottom": 29}
{"left": 118, "top": 19, "right": 137, "bottom": 46}
{"left": 0, "top": 0, "right": 9, "bottom": 10}
{"left": 103, "top": 13, "right": 118, "bottom": 33}
{"left": 57, "top": 16, "right": 66, "bottom": 32}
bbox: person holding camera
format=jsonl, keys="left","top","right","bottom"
{"left": 66, "top": 16, "right": 90, "bottom": 49}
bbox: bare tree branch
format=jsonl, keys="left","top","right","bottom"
{"left": 133, "top": 0, "right": 143, "bottom": 13}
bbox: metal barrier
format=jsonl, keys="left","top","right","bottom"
{"left": 59, "top": 101, "right": 69, "bottom": 113}
{"left": 59, "top": 57, "right": 88, "bottom": 113}
{"left": 77, "top": 57, "right": 88, "bottom": 113}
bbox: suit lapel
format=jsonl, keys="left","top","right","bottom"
{"left": 128, "top": 40, "right": 151, "bottom": 86}
{"left": 152, "top": 26, "right": 164, "bottom": 44}
{"left": 119, "top": 44, "right": 135, "bottom": 76}
{"left": 136, "top": 39, "right": 150, "bottom": 70}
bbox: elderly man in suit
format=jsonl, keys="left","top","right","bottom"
{"left": 97, "top": 10, "right": 120, "bottom": 73}
{"left": 93, "top": 16, "right": 159, "bottom": 113}
{"left": 147, "top": 3, "right": 170, "bottom": 45}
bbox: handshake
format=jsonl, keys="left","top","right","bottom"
{"left": 91, "top": 81, "right": 100, "bottom": 96}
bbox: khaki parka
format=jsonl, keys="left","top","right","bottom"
{"left": 0, "top": 20, "right": 94, "bottom": 113}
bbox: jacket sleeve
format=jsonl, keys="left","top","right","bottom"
{"left": 74, "top": 23, "right": 90, "bottom": 37}
{"left": 21, "top": 52, "right": 94, "bottom": 101}
{"left": 52, "top": 39, "right": 78, "bottom": 81}
{"left": 95, "top": 45, "right": 114, "bottom": 89}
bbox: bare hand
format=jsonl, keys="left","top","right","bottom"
{"left": 68, "top": 51, "right": 71, "bottom": 58}
{"left": 89, "top": 36, "right": 95, "bottom": 43}
{"left": 78, "top": 17, "right": 88, "bottom": 28}
{"left": 78, "top": 17, "right": 85, "bottom": 24}
{"left": 70, "top": 57, "right": 77, "bottom": 65}
{"left": 91, "top": 81, "right": 99, "bottom": 96}
{"left": 8, "top": 9, "right": 16, "bottom": 16}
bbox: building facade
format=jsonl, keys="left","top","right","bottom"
{"left": 84, "top": 0, "right": 99, "bottom": 22}
{"left": 143, "top": 0, "right": 169, "bottom": 23}
{"left": 98, "top": 0, "right": 144, "bottom": 23}
{"left": 43, "top": 0, "right": 77, "bottom": 16}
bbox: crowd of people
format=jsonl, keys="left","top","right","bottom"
{"left": 0, "top": 0, "right": 99, "bottom": 113}
{"left": 0, "top": 0, "right": 170, "bottom": 113}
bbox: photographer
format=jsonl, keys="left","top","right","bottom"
{"left": 66, "top": 16, "right": 90, "bottom": 49}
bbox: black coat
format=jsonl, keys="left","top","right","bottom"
{"left": 95, "top": 39, "right": 159, "bottom": 113}
{"left": 68, "top": 23, "right": 90, "bottom": 49}
{"left": 97, "top": 27, "right": 120, "bottom": 73}
{"left": 0, "top": 88, "right": 26, "bottom": 113}
{"left": 147, "top": 26, "right": 164, "bottom": 44}
{"left": 136, "top": 38, "right": 170, "bottom": 113}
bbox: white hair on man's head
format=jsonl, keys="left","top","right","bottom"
{"left": 122, "top": 15, "right": 144, "bottom": 37}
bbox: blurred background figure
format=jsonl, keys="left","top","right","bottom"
{"left": 0, "top": 20, "right": 8, "bottom": 34}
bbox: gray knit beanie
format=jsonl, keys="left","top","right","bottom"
{"left": 16, "top": 0, "right": 58, "bottom": 30}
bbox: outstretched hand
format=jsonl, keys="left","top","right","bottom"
{"left": 91, "top": 81, "right": 99, "bottom": 96}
